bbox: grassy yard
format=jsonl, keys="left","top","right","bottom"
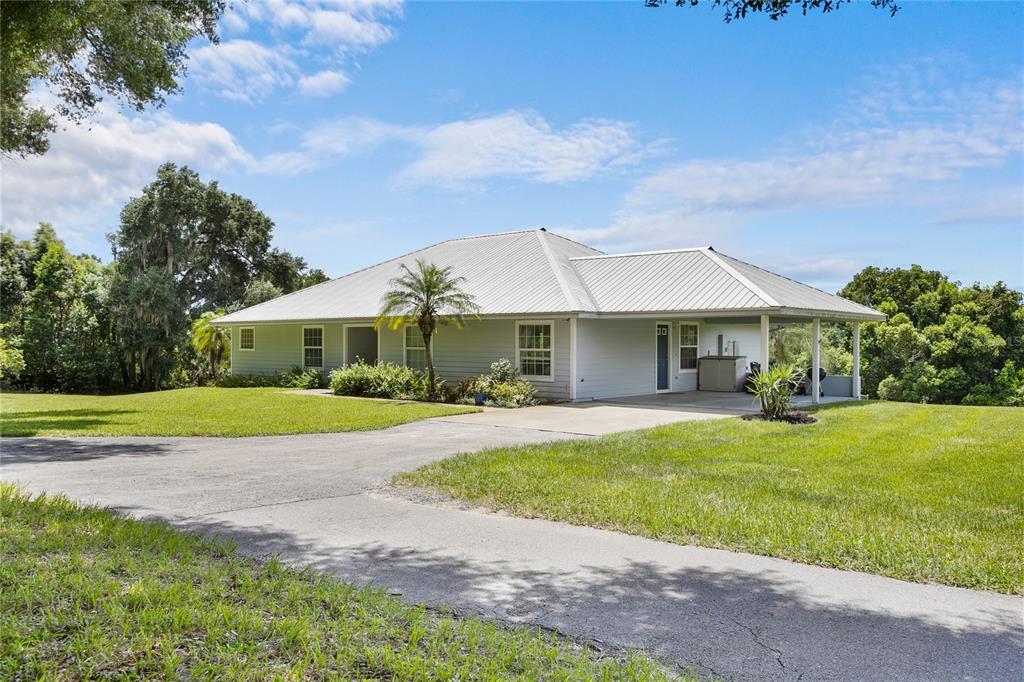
{"left": 0, "top": 388, "right": 476, "bottom": 437}
{"left": 0, "top": 484, "right": 672, "bottom": 680}
{"left": 397, "top": 402, "right": 1024, "bottom": 593}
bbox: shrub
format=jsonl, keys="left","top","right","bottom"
{"left": 483, "top": 378, "right": 538, "bottom": 408}
{"left": 329, "top": 361, "right": 425, "bottom": 400}
{"left": 746, "top": 364, "right": 802, "bottom": 420}
{"left": 215, "top": 374, "right": 282, "bottom": 388}
{"left": 215, "top": 366, "right": 326, "bottom": 390}
{"left": 473, "top": 358, "right": 538, "bottom": 408}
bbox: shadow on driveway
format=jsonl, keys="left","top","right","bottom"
{"left": 137, "top": 510, "right": 1022, "bottom": 682}
{"left": 1, "top": 437, "right": 174, "bottom": 464}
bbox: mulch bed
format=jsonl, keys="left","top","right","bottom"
{"left": 741, "top": 411, "right": 817, "bottom": 424}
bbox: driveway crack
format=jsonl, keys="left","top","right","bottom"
{"left": 190, "top": 491, "right": 369, "bottom": 518}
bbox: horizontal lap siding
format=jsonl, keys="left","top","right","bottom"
{"left": 698, "top": 323, "right": 761, "bottom": 373}
{"left": 576, "top": 319, "right": 655, "bottom": 400}
{"left": 576, "top": 319, "right": 766, "bottom": 399}
{"left": 431, "top": 318, "right": 570, "bottom": 401}
{"left": 234, "top": 319, "right": 570, "bottom": 401}
{"left": 230, "top": 323, "right": 343, "bottom": 375}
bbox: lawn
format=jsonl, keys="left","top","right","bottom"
{"left": 397, "top": 402, "right": 1024, "bottom": 593}
{"left": 0, "top": 485, "right": 670, "bottom": 680}
{"left": 0, "top": 388, "right": 476, "bottom": 437}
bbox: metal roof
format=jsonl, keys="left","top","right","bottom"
{"left": 216, "top": 229, "right": 602, "bottom": 323}
{"left": 216, "top": 230, "right": 886, "bottom": 323}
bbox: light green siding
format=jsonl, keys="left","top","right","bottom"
{"left": 230, "top": 323, "right": 343, "bottom": 376}
{"left": 230, "top": 318, "right": 571, "bottom": 401}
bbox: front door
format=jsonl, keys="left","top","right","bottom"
{"left": 656, "top": 323, "right": 670, "bottom": 392}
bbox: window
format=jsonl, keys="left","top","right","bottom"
{"left": 303, "top": 327, "right": 323, "bottom": 368}
{"left": 517, "top": 322, "right": 552, "bottom": 379}
{"left": 239, "top": 327, "right": 255, "bottom": 351}
{"left": 679, "top": 323, "right": 698, "bottom": 370}
{"left": 404, "top": 326, "right": 427, "bottom": 371}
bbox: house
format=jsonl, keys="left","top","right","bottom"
{"left": 215, "top": 229, "right": 886, "bottom": 402}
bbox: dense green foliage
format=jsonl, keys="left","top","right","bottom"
{"left": 214, "top": 366, "right": 326, "bottom": 390}
{"left": 0, "top": 166, "right": 326, "bottom": 392}
{"left": 1, "top": 0, "right": 223, "bottom": 157}
{"left": 328, "top": 358, "right": 539, "bottom": 408}
{"left": 399, "top": 402, "right": 1024, "bottom": 593}
{"left": 330, "top": 361, "right": 427, "bottom": 400}
{"left": 0, "top": 484, "right": 666, "bottom": 680}
{"left": 376, "top": 259, "right": 480, "bottom": 399}
{"left": 0, "top": 388, "right": 474, "bottom": 437}
{"left": 469, "top": 358, "right": 539, "bottom": 408}
{"left": 837, "top": 265, "right": 1024, "bottom": 405}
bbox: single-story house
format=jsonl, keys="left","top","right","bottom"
{"left": 216, "top": 228, "right": 885, "bottom": 403}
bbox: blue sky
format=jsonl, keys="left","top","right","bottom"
{"left": 4, "top": 0, "right": 1022, "bottom": 292}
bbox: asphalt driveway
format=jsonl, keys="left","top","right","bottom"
{"left": 2, "top": 418, "right": 1021, "bottom": 681}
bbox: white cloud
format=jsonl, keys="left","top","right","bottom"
{"left": 297, "top": 69, "right": 352, "bottom": 97}
{"left": 400, "top": 112, "right": 639, "bottom": 187}
{"left": 1, "top": 95, "right": 248, "bottom": 251}
{"left": 581, "top": 68, "right": 1023, "bottom": 253}
{"left": 259, "top": 111, "right": 645, "bottom": 187}
{"left": 306, "top": 7, "right": 396, "bottom": 49}
{"left": 189, "top": 39, "right": 298, "bottom": 103}
{"left": 202, "top": 0, "right": 403, "bottom": 102}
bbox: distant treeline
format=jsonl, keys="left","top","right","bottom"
{"left": 2, "top": 165, "right": 1022, "bottom": 405}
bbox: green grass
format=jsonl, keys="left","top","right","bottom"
{"left": 0, "top": 388, "right": 477, "bottom": 437}
{"left": 0, "top": 484, "right": 674, "bottom": 680}
{"left": 397, "top": 402, "right": 1024, "bottom": 593}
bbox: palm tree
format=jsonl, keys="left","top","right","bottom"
{"left": 375, "top": 259, "right": 479, "bottom": 399}
{"left": 191, "top": 310, "right": 230, "bottom": 377}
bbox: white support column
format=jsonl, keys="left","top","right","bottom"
{"left": 852, "top": 320, "right": 861, "bottom": 400}
{"left": 569, "top": 317, "right": 578, "bottom": 401}
{"left": 759, "top": 314, "right": 770, "bottom": 373}
{"left": 811, "top": 317, "right": 821, "bottom": 404}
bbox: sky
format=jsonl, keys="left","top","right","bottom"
{"left": 3, "top": 0, "right": 1023, "bottom": 293}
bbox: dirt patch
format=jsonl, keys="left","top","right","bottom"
{"left": 741, "top": 411, "right": 818, "bottom": 425}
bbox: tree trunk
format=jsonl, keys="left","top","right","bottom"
{"left": 424, "top": 329, "right": 435, "bottom": 400}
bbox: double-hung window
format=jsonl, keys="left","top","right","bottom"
{"left": 404, "top": 326, "right": 427, "bottom": 371}
{"left": 517, "top": 321, "right": 553, "bottom": 379}
{"left": 679, "top": 323, "right": 699, "bottom": 370}
{"left": 303, "top": 326, "right": 323, "bottom": 369}
{"left": 239, "top": 327, "right": 255, "bottom": 351}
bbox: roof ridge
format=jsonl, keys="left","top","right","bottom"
{"left": 701, "top": 248, "right": 780, "bottom": 308}
{"left": 539, "top": 229, "right": 605, "bottom": 255}
{"left": 570, "top": 246, "right": 711, "bottom": 261}
{"left": 535, "top": 229, "right": 581, "bottom": 311}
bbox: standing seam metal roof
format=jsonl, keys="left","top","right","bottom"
{"left": 215, "top": 230, "right": 885, "bottom": 323}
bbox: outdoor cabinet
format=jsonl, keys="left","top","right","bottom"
{"left": 698, "top": 356, "right": 747, "bottom": 392}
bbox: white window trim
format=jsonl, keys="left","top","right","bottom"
{"left": 403, "top": 324, "right": 431, "bottom": 370}
{"left": 238, "top": 326, "right": 255, "bottom": 352}
{"left": 515, "top": 320, "right": 555, "bottom": 382}
{"left": 678, "top": 321, "right": 699, "bottom": 373}
{"left": 301, "top": 325, "right": 324, "bottom": 369}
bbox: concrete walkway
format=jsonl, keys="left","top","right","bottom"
{"left": 2, "top": 420, "right": 1020, "bottom": 681}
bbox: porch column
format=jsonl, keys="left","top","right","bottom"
{"left": 759, "top": 314, "right": 770, "bottom": 373}
{"left": 811, "top": 317, "right": 821, "bottom": 404}
{"left": 852, "top": 320, "right": 861, "bottom": 400}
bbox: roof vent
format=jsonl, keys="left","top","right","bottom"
{"left": 539, "top": 227, "right": 547, "bottom": 232}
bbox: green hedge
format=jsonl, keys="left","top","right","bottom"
{"left": 216, "top": 366, "right": 326, "bottom": 390}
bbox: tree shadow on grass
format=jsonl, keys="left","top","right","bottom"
{"left": 1, "top": 408, "right": 139, "bottom": 437}
{"left": 133, "top": 511, "right": 1023, "bottom": 682}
